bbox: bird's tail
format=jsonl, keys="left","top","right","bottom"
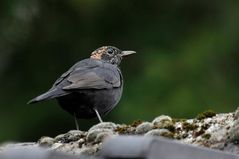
{"left": 27, "top": 88, "right": 66, "bottom": 104}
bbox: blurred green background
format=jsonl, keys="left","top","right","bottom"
{"left": 0, "top": 0, "right": 239, "bottom": 142}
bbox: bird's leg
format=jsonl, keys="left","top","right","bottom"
{"left": 74, "top": 113, "right": 79, "bottom": 130}
{"left": 93, "top": 108, "right": 103, "bottom": 123}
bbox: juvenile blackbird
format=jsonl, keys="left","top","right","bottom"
{"left": 28, "top": 46, "right": 136, "bottom": 129}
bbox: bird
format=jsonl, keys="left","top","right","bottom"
{"left": 28, "top": 46, "right": 136, "bottom": 129}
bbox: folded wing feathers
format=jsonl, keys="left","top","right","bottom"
{"left": 63, "top": 69, "right": 120, "bottom": 90}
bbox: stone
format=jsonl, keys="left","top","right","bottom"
{"left": 95, "top": 131, "right": 114, "bottom": 143}
{"left": 38, "top": 136, "right": 54, "bottom": 147}
{"left": 55, "top": 134, "right": 65, "bottom": 142}
{"left": 135, "top": 122, "right": 153, "bottom": 134}
{"left": 153, "top": 115, "right": 172, "bottom": 124}
{"left": 152, "top": 115, "right": 173, "bottom": 128}
{"left": 234, "top": 107, "right": 239, "bottom": 119}
{"left": 66, "top": 130, "right": 85, "bottom": 141}
{"left": 145, "top": 129, "right": 173, "bottom": 138}
{"left": 51, "top": 143, "right": 63, "bottom": 150}
{"left": 89, "top": 122, "right": 116, "bottom": 131}
{"left": 1, "top": 108, "right": 239, "bottom": 156}
{"left": 228, "top": 107, "right": 239, "bottom": 142}
{"left": 87, "top": 129, "right": 114, "bottom": 143}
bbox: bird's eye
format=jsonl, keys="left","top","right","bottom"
{"left": 107, "top": 48, "right": 114, "bottom": 54}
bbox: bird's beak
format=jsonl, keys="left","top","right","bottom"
{"left": 121, "top": 50, "right": 136, "bottom": 57}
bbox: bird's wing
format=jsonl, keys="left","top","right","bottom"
{"left": 52, "top": 59, "right": 101, "bottom": 87}
{"left": 62, "top": 64, "right": 121, "bottom": 90}
{"left": 28, "top": 59, "right": 118, "bottom": 103}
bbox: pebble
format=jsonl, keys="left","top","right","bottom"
{"left": 152, "top": 115, "right": 173, "bottom": 128}
{"left": 87, "top": 128, "right": 114, "bottom": 142}
{"left": 38, "top": 136, "right": 54, "bottom": 147}
{"left": 89, "top": 122, "right": 116, "bottom": 131}
{"left": 145, "top": 129, "right": 173, "bottom": 138}
{"left": 135, "top": 122, "right": 153, "bottom": 134}
{"left": 95, "top": 131, "right": 114, "bottom": 143}
{"left": 66, "top": 130, "right": 85, "bottom": 141}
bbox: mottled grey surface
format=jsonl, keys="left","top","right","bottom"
{"left": 1, "top": 108, "right": 239, "bottom": 157}
{"left": 101, "top": 136, "right": 239, "bottom": 159}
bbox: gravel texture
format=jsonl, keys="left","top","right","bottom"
{"left": 1, "top": 108, "right": 239, "bottom": 156}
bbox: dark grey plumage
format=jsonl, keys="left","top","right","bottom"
{"left": 28, "top": 46, "right": 135, "bottom": 124}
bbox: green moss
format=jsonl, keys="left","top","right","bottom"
{"left": 164, "top": 124, "right": 176, "bottom": 133}
{"left": 175, "top": 135, "right": 182, "bottom": 140}
{"left": 153, "top": 122, "right": 175, "bottom": 133}
{"left": 202, "top": 133, "right": 211, "bottom": 139}
{"left": 172, "top": 118, "right": 187, "bottom": 123}
{"left": 182, "top": 122, "right": 198, "bottom": 131}
{"left": 175, "top": 133, "right": 189, "bottom": 140}
{"left": 160, "top": 131, "right": 174, "bottom": 139}
{"left": 182, "top": 133, "right": 189, "bottom": 138}
{"left": 115, "top": 120, "right": 144, "bottom": 134}
{"left": 131, "top": 119, "right": 144, "bottom": 127}
{"left": 115, "top": 125, "right": 129, "bottom": 134}
{"left": 193, "top": 129, "right": 205, "bottom": 137}
{"left": 196, "top": 110, "right": 216, "bottom": 120}
{"left": 201, "top": 124, "right": 210, "bottom": 130}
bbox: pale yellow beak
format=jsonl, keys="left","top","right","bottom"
{"left": 121, "top": 50, "right": 136, "bottom": 57}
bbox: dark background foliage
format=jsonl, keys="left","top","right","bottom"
{"left": 0, "top": 0, "right": 239, "bottom": 142}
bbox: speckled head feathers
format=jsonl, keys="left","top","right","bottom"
{"left": 90, "top": 46, "right": 136, "bottom": 65}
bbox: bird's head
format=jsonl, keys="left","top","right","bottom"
{"left": 90, "top": 46, "right": 136, "bottom": 65}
